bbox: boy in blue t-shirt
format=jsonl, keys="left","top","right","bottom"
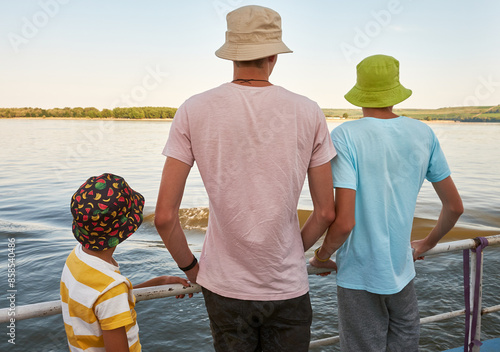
{"left": 310, "top": 55, "right": 463, "bottom": 351}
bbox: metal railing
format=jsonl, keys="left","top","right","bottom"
{"left": 1, "top": 234, "right": 500, "bottom": 352}
{"left": 309, "top": 234, "right": 500, "bottom": 351}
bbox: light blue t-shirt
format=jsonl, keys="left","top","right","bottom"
{"left": 331, "top": 116, "right": 450, "bottom": 294}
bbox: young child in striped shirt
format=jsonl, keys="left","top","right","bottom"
{"left": 61, "top": 173, "right": 192, "bottom": 352}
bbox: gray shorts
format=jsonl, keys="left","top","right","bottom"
{"left": 202, "top": 287, "right": 312, "bottom": 352}
{"left": 337, "top": 280, "right": 420, "bottom": 352}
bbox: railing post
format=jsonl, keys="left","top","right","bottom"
{"left": 469, "top": 249, "right": 484, "bottom": 352}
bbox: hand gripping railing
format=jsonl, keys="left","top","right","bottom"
{"left": 1, "top": 234, "right": 500, "bottom": 351}
{"left": 0, "top": 263, "right": 332, "bottom": 323}
{"left": 309, "top": 234, "right": 500, "bottom": 350}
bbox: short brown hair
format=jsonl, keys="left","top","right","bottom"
{"left": 234, "top": 58, "right": 266, "bottom": 68}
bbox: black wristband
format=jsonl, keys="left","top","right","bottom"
{"left": 178, "top": 255, "right": 197, "bottom": 272}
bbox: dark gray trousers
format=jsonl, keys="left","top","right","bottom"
{"left": 202, "top": 287, "right": 312, "bottom": 352}
{"left": 338, "top": 280, "right": 420, "bottom": 352}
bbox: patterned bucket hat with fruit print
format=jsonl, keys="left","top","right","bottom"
{"left": 70, "top": 173, "right": 145, "bottom": 251}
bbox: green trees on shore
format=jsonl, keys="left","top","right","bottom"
{"left": 2, "top": 105, "right": 499, "bottom": 122}
{"left": 0, "top": 107, "right": 178, "bottom": 119}
{"left": 322, "top": 106, "right": 500, "bottom": 122}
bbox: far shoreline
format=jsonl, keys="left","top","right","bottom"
{"left": 1, "top": 117, "right": 495, "bottom": 123}
{"left": 0, "top": 117, "right": 174, "bottom": 122}
{"left": 2, "top": 105, "right": 498, "bottom": 122}
{"left": 325, "top": 117, "right": 462, "bottom": 124}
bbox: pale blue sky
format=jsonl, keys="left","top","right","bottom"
{"left": 1, "top": 0, "right": 499, "bottom": 109}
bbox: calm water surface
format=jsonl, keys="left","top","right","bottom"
{"left": 0, "top": 119, "right": 499, "bottom": 351}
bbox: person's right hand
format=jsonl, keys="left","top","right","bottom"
{"left": 411, "top": 238, "right": 435, "bottom": 261}
{"left": 309, "top": 257, "right": 337, "bottom": 276}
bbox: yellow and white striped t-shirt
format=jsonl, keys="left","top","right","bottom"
{"left": 60, "top": 245, "right": 141, "bottom": 351}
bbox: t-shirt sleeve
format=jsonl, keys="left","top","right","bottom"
{"left": 309, "top": 108, "right": 337, "bottom": 168}
{"left": 331, "top": 129, "right": 357, "bottom": 190}
{"left": 162, "top": 103, "right": 195, "bottom": 167}
{"left": 94, "top": 283, "right": 134, "bottom": 330}
{"left": 425, "top": 133, "right": 451, "bottom": 183}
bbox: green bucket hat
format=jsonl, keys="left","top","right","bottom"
{"left": 70, "top": 173, "right": 145, "bottom": 251}
{"left": 344, "top": 54, "right": 412, "bottom": 108}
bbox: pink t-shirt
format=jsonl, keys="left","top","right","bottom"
{"left": 164, "top": 83, "right": 336, "bottom": 300}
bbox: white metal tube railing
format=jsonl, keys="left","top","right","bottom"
{"left": 309, "top": 234, "right": 500, "bottom": 349}
{"left": 0, "top": 284, "right": 204, "bottom": 323}
{"left": 309, "top": 336, "right": 340, "bottom": 348}
{"left": 482, "top": 304, "right": 500, "bottom": 315}
{"left": 419, "top": 309, "right": 466, "bottom": 324}
{"left": 1, "top": 234, "right": 499, "bottom": 346}
{"left": 0, "top": 259, "right": 338, "bottom": 323}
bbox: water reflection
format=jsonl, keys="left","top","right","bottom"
{"left": 0, "top": 119, "right": 499, "bottom": 351}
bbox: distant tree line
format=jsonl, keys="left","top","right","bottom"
{"left": 0, "top": 107, "right": 178, "bottom": 119}
{"left": 2, "top": 106, "right": 499, "bottom": 122}
{"left": 452, "top": 115, "right": 500, "bottom": 123}
{"left": 425, "top": 116, "right": 498, "bottom": 122}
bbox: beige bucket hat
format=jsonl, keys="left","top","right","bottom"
{"left": 215, "top": 5, "right": 293, "bottom": 61}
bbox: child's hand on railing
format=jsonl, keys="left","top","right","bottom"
{"left": 134, "top": 276, "right": 194, "bottom": 298}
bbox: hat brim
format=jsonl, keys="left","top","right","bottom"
{"left": 72, "top": 190, "right": 145, "bottom": 251}
{"left": 215, "top": 42, "right": 292, "bottom": 61}
{"left": 345, "top": 84, "right": 412, "bottom": 108}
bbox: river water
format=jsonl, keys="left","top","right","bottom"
{"left": 0, "top": 119, "right": 499, "bottom": 351}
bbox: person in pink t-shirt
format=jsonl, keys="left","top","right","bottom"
{"left": 154, "top": 5, "right": 336, "bottom": 351}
